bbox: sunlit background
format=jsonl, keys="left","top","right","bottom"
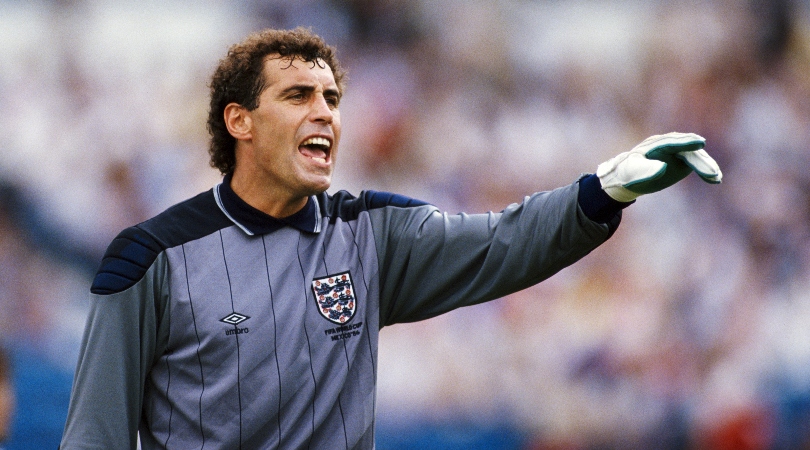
{"left": 1, "top": 0, "right": 810, "bottom": 448}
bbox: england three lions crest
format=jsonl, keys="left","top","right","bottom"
{"left": 312, "top": 271, "right": 357, "bottom": 324}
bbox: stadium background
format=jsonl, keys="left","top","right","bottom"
{"left": 1, "top": 0, "right": 810, "bottom": 448}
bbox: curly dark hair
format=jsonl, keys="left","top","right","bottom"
{"left": 207, "top": 27, "right": 346, "bottom": 174}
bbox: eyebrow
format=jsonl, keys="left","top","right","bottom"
{"left": 324, "top": 87, "right": 341, "bottom": 99}
{"left": 278, "top": 84, "right": 342, "bottom": 100}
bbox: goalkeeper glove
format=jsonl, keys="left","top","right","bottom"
{"left": 596, "top": 132, "right": 722, "bottom": 202}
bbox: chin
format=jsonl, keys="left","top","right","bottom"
{"left": 306, "top": 178, "right": 332, "bottom": 195}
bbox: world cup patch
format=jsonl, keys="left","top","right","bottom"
{"left": 312, "top": 271, "right": 356, "bottom": 324}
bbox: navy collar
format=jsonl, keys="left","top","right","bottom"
{"left": 213, "top": 173, "right": 322, "bottom": 235}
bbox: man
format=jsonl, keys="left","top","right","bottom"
{"left": 60, "top": 28, "right": 721, "bottom": 449}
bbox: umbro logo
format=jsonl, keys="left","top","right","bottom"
{"left": 221, "top": 312, "right": 250, "bottom": 336}
{"left": 220, "top": 312, "right": 250, "bottom": 325}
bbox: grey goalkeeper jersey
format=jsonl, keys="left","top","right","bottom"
{"left": 61, "top": 175, "right": 620, "bottom": 450}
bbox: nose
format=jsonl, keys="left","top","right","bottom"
{"left": 311, "top": 94, "right": 334, "bottom": 124}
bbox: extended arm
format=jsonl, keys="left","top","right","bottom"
{"left": 374, "top": 132, "right": 722, "bottom": 326}
{"left": 374, "top": 179, "right": 614, "bottom": 326}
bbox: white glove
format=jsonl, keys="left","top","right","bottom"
{"left": 597, "top": 132, "right": 722, "bottom": 202}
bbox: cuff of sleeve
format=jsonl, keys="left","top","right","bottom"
{"left": 577, "top": 174, "right": 633, "bottom": 224}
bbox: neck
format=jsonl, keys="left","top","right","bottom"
{"left": 228, "top": 172, "right": 309, "bottom": 219}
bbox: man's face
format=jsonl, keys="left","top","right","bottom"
{"left": 241, "top": 55, "right": 341, "bottom": 201}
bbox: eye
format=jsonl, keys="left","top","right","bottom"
{"left": 325, "top": 95, "right": 340, "bottom": 108}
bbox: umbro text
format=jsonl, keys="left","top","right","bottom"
{"left": 225, "top": 327, "right": 249, "bottom": 336}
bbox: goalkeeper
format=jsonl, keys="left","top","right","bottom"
{"left": 60, "top": 27, "right": 721, "bottom": 450}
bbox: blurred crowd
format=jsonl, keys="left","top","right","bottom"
{"left": 1, "top": 0, "right": 810, "bottom": 448}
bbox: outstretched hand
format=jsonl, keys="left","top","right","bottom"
{"left": 596, "top": 132, "right": 722, "bottom": 202}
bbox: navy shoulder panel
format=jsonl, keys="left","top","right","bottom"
{"left": 91, "top": 189, "right": 232, "bottom": 295}
{"left": 137, "top": 189, "right": 232, "bottom": 248}
{"left": 365, "top": 190, "right": 430, "bottom": 209}
{"left": 325, "top": 190, "right": 431, "bottom": 223}
{"left": 91, "top": 226, "right": 163, "bottom": 295}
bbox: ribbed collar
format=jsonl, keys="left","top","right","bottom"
{"left": 213, "top": 173, "right": 322, "bottom": 235}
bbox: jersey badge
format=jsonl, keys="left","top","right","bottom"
{"left": 312, "top": 271, "right": 356, "bottom": 324}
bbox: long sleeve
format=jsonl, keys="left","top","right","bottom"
{"left": 372, "top": 180, "right": 616, "bottom": 326}
{"left": 61, "top": 241, "right": 170, "bottom": 449}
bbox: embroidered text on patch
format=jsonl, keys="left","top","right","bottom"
{"left": 312, "top": 271, "right": 356, "bottom": 324}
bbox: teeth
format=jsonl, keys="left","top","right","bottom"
{"left": 312, "top": 157, "right": 326, "bottom": 163}
{"left": 302, "top": 137, "right": 331, "bottom": 149}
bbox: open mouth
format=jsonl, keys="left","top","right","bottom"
{"left": 299, "top": 136, "right": 332, "bottom": 164}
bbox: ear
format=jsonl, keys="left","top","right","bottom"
{"left": 224, "top": 103, "right": 252, "bottom": 140}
